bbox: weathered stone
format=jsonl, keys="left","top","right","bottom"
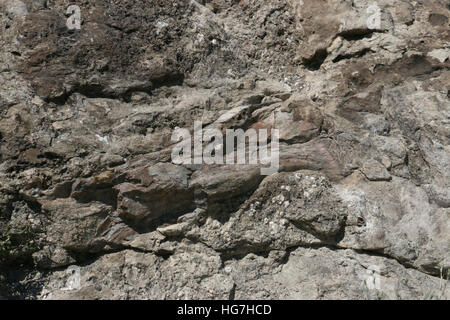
{"left": 361, "top": 159, "right": 392, "bottom": 181}
{"left": 1, "top": 0, "right": 449, "bottom": 300}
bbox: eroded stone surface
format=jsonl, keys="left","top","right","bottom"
{"left": 0, "top": 0, "right": 449, "bottom": 300}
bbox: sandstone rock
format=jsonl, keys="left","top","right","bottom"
{"left": 1, "top": 0, "right": 449, "bottom": 300}
{"left": 361, "top": 159, "right": 392, "bottom": 181}
{"left": 116, "top": 163, "right": 194, "bottom": 227}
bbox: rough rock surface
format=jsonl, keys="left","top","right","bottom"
{"left": 0, "top": 0, "right": 449, "bottom": 299}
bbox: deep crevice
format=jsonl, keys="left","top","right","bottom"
{"left": 332, "top": 48, "right": 375, "bottom": 63}
{"left": 303, "top": 48, "right": 328, "bottom": 71}
{"left": 337, "top": 28, "right": 383, "bottom": 41}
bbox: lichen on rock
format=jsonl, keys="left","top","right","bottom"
{"left": 0, "top": 0, "right": 449, "bottom": 300}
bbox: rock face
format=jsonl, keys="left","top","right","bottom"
{"left": 0, "top": 0, "right": 449, "bottom": 300}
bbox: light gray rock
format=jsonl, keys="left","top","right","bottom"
{"left": 361, "top": 159, "right": 392, "bottom": 181}
{"left": 1, "top": 0, "right": 449, "bottom": 300}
